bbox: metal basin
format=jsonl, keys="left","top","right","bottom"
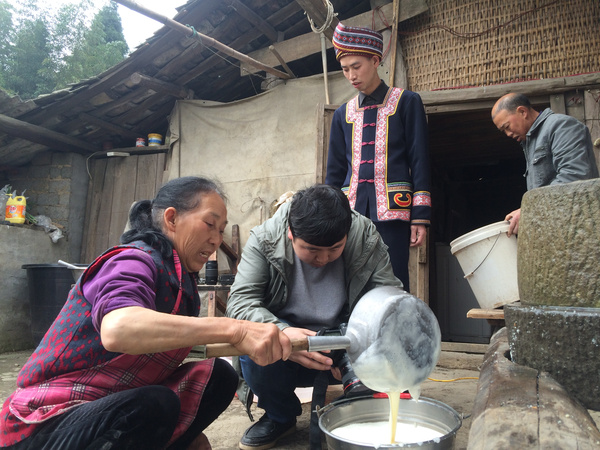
{"left": 318, "top": 397, "right": 461, "bottom": 449}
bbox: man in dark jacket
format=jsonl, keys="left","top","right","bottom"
{"left": 326, "top": 22, "right": 431, "bottom": 290}
{"left": 492, "top": 92, "right": 599, "bottom": 235}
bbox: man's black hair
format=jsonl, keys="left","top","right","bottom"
{"left": 288, "top": 185, "right": 352, "bottom": 247}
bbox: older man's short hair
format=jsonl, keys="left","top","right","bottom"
{"left": 496, "top": 93, "right": 532, "bottom": 114}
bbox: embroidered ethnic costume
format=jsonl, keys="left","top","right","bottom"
{"left": 327, "top": 23, "right": 431, "bottom": 288}
{"left": 327, "top": 86, "right": 431, "bottom": 226}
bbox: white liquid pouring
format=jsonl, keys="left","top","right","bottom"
{"left": 344, "top": 288, "right": 441, "bottom": 444}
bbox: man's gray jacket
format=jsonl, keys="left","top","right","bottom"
{"left": 225, "top": 201, "right": 402, "bottom": 415}
{"left": 523, "top": 108, "right": 598, "bottom": 190}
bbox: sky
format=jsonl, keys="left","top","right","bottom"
{"left": 116, "top": 1, "right": 181, "bottom": 49}
{"left": 7, "top": 0, "right": 182, "bottom": 50}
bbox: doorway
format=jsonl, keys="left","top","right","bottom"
{"left": 427, "top": 107, "right": 529, "bottom": 342}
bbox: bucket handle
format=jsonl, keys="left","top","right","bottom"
{"left": 315, "top": 403, "right": 334, "bottom": 418}
{"left": 463, "top": 232, "right": 502, "bottom": 279}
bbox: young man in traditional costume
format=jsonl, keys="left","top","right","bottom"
{"left": 326, "top": 23, "right": 431, "bottom": 290}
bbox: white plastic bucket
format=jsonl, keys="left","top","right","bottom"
{"left": 450, "top": 221, "right": 519, "bottom": 309}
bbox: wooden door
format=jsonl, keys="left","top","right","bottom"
{"left": 80, "top": 153, "right": 167, "bottom": 263}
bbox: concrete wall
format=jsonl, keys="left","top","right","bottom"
{"left": 0, "top": 225, "right": 71, "bottom": 352}
{"left": 0, "top": 151, "right": 89, "bottom": 351}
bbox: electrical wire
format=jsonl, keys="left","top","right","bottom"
{"left": 183, "top": 22, "right": 268, "bottom": 96}
{"left": 85, "top": 151, "right": 105, "bottom": 180}
{"left": 427, "top": 376, "right": 479, "bottom": 382}
{"left": 374, "top": 0, "right": 562, "bottom": 40}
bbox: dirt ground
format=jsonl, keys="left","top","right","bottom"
{"left": 0, "top": 349, "right": 483, "bottom": 449}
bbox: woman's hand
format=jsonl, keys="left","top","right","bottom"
{"left": 282, "top": 327, "right": 333, "bottom": 371}
{"left": 231, "top": 321, "right": 292, "bottom": 366}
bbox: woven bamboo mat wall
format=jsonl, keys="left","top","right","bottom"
{"left": 397, "top": 0, "right": 600, "bottom": 91}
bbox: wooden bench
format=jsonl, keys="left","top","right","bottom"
{"left": 467, "top": 308, "right": 505, "bottom": 332}
{"left": 467, "top": 308, "right": 505, "bottom": 320}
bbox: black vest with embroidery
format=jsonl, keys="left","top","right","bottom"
{"left": 16, "top": 241, "right": 200, "bottom": 387}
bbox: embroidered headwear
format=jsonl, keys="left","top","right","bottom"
{"left": 332, "top": 22, "right": 384, "bottom": 61}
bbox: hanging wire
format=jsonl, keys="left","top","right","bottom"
{"left": 306, "top": 0, "right": 337, "bottom": 34}
{"left": 85, "top": 151, "right": 106, "bottom": 180}
{"left": 395, "top": 0, "right": 561, "bottom": 39}
{"left": 183, "top": 23, "right": 268, "bottom": 95}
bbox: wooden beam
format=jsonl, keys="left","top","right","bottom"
{"left": 78, "top": 112, "right": 141, "bottom": 141}
{"left": 129, "top": 73, "right": 193, "bottom": 99}
{"left": 113, "top": 0, "right": 291, "bottom": 80}
{"left": 467, "top": 308, "right": 505, "bottom": 320}
{"left": 230, "top": 0, "right": 279, "bottom": 43}
{"left": 156, "top": 2, "right": 302, "bottom": 89}
{"left": 419, "top": 73, "right": 600, "bottom": 109}
{"left": 388, "top": 0, "right": 400, "bottom": 87}
{"left": 269, "top": 45, "right": 296, "bottom": 78}
{"left": 0, "top": 113, "right": 98, "bottom": 154}
{"left": 441, "top": 342, "right": 488, "bottom": 354}
{"left": 241, "top": 1, "right": 428, "bottom": 75}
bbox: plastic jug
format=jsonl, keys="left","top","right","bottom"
{"left": 5, "top": 194, "right": 26, "bottom": 224}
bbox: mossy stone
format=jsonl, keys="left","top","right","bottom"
{"left": 518, "top": 179, "right": 600, "bottom": 307}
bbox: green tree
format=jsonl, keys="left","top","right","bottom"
{"left": 1, "top": 0, "right": 128, "bottom": 99}
{"left": 58, "top": 2, "right": 128, "bottom": 88}
{"left": 0, "top": 1, "right": 14, "bottom": 88}
{"left": 4, "top": 17, "right": 51, "bottom": 98}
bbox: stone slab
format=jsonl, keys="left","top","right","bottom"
{"left": 518, "top": 179, "right": 600, "bottom": 308}
{"left": 468, "top": 328, "right": 600, "bottom": 449}
{"left": 505, "top": 303, "right": 600, "bottom": 410}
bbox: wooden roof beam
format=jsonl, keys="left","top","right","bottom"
{"left": 0, "top": 113, "right": 98, "bottom": 154}
{"left": 78, "top": 112, "right": 141, "bottom": 141}
{"left": 230, "top": 0, "right": 281, "bottom": 43}
{"left": 159, "top": 2, "right": 304, "bottom": 87}
{"left": 129, "top": 72, "right": 194, "bottom": 99}
{"left": 241, "top": 1, "right": 428, "bottom": 76}
{"left": 269, "top": 45, "right": 296, "bottom": 78}
{"left": 114, "top": 0, "right": 291, "bottom": 80}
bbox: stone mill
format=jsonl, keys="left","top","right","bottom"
{"left": 506, "top": 178, "right": 600, "bottom": 410}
